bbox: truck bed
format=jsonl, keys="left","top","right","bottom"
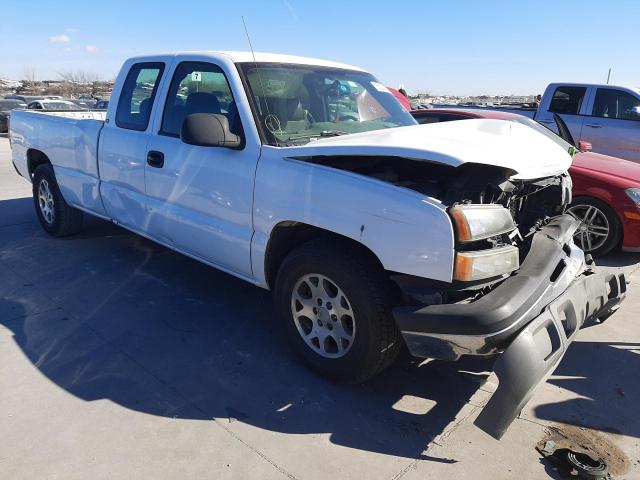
{"left": 10, "top": 109, "right": 107, "bottom": 214}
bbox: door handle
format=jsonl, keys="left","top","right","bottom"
{"left": 538, "top": 119, "right": 555, "bottom": 124}
{"left": 585, "top": 123, "right": 602, "bottom": 128}
{"left": 147, "top": 150, "right": 164, "bottom": 168}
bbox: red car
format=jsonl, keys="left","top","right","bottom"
{"left": 411, "top": 108, "right": 640, "bottom": 255}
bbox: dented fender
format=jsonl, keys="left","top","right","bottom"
{"left": 251, "top": 146, "right": 456, "bottom": 287}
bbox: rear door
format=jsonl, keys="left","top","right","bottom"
{"left": 98, "top": 61, "right": 166, "bottom": 230}
{"left": 143, "top": 58, "right": 260, "bottom": 277}
{"left": 536, "top": 85, "right": 588, "bottom": 141}
{"left": 580, "top": 87, "right": 640, "bottom": 162}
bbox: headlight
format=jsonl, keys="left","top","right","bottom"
{"left": 625, "top": 188, "right": 640, "bottom": 206}
{"left": 453, "top": 245, "right": 519, "bottom": 281}
{"left": 449, "top": 204, "right": 516, "bottom": 243}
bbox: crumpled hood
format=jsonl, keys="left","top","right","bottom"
{"left": 281, "top": 119, "right": 573, "bottom": 180}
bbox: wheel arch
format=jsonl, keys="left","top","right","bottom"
{"left": 264, "top": 221, "right": 386, "bottom": 290}
{"left": 26, "top": 148, "right": 52, "bottom": 179}
{"left": 571, "top": 194, "right": 624, "bottom": 229}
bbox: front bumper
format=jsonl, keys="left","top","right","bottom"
{"left": 393, "top": 215, "right": 627, "bottom": 439}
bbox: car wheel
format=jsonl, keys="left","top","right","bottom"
{"left": 567, "top": 197, "right": 621, "bottom": 256}
{"left": 33, "top": 164, "right": 83, "bottom": 237}
{"left": 274, "top": 239, "right": 401, "bottom": 383}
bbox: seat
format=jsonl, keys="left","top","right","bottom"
{"left": 185, "top": 92, "right": 221, "bottom": 116}
{"left": 139, "top": 98, "right": 152, "bottom": 117}
{"left": 225, "top": 101, "right": 243, "bottom": 136}
{"left": 265, "top": 97, "right": 307, "bottom": 131}
{"left": 163, "top": 102, "right": 186, "bottom": 135}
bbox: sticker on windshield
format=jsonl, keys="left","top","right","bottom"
{"left": 191, "top": 72, "right": 202, "bottom": 82}
{"left": 370, "top": 81, "right": 390, "bottom": 93}
{"left": 267, "top": 79, "right": 286, "bottom": 92}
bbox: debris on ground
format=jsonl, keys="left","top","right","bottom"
{"left": 536, "top": 424, "right": 629, "bottom": 478}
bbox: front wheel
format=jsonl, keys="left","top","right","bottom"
{"left": 33, "top": 164, "right": 84, "bottom": 237}
{"left": 274, "top": 239, "right": 401, "bottom": 383}
{"left": 567, "top": 197, "right": 621, "bottom": 256}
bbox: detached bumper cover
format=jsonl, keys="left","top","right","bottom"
{"left": 475, "top": 268, "right": 625, "bottom": 439}
{"left": 393, "top": 215, "right": 627, "bottom": 439}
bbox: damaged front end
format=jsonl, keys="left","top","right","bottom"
{"left": 297, "top": 154, "right": 627, "bottom": 440}
{"left": 395, "top": 216, "right": 626, "bottom": 439}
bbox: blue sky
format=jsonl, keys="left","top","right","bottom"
{"left": 2, "top": 0, "right": 639, "bottom": 95}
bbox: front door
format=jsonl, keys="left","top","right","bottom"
{"left": 580, "top": 87, "right": 640, "bottom": 162}
{"left": 143, "top": 60, "right": 259, "bottom": 277}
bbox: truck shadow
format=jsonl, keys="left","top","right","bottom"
{"left": 0, "top": 213, "right": 492, "bottom": 461}
{"left": 1, "top": 200, "right": 638, "bottom": 460}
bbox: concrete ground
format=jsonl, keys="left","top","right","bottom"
{"left": 1, "top": 134, "right": 639, "bottom": 480}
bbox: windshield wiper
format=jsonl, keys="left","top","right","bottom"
{"left": 284, "top": 130, "right": 349, "bottom": 144}
{"left": 319, "top": 130, "right": 348, "bottom": 137}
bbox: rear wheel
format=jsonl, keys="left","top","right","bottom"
{"left": 567, "top": 197, "right": 621, "bottom": 256}
{"left": 33, "top": 164, "right": 83, "bottom": 237}
{"left": 274, "top": 239, "right": 401, "bottom": 383}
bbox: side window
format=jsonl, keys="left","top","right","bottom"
{"left": 160, "top": 61, "right": 242, "bottom": 138}
{"left": 115, "top": 62, "right": 164, "bottom": 131}
{"left": 548, "top": 86, "right": 586, "bottom": 115}
{"left": 592, "top": 88, "right": 640, "bottom": 120}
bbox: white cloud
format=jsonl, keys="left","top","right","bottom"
{"left": 49, "top": 34, "right": 71, "bottom": 44}
{"left": 85, "top": 45, "right": 99, "bottom": 54}
{"left": 65, "top": 28, "right": 80, "bottom": 33}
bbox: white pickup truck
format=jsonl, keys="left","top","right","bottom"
{"left": 9, "top": 51, "right": 626, "bottom": 439}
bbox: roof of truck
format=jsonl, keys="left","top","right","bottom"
{"left": 546, "top": 82, "right": 640, "bottom": 94}
{"left": 131, "top": 51, "right": 366, "bottom": 72}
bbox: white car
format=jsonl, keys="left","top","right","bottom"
{"left": 26, "top": 99, "right": 84, "bottom": 111}
{"left": 9, "top": 51, "right": 626, "bottom": 439}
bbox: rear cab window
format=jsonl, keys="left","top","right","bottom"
{"left": 115, "top": 62, "right": 165, "bottom": 131}
{"left": 548, "top": 86, "right": 586, "bottom": 115}
{"left": 160, "top": 61, "right": 243, "bottom": 139}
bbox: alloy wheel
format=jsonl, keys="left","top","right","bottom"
{"left": 290, "top": 273, "right": 356, "bottom": 358}
{"left": 568, "top": 204, "right": 610, "bottom": 252}
{"left": 38, "top": 178, "right": 55, "bottom": 225}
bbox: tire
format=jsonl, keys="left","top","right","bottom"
{"left": 274, "top": 238, "right": 401, "bottom": 383}
{"left": 567, "top": 196, "right": 621, "bottom": 256}
{"left": 32, "top": 164, "right": 84, "bottom": 237}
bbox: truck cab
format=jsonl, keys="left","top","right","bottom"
{"left": 536, "top": 82, "right": 640, "bottom": 162}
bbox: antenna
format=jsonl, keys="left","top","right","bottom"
{"left": 606, "top": 67, "right": 612, "bottom": 84}
{"left": 241, "top": 16, "right": 279, "bottom": 144}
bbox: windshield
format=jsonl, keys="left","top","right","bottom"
{"left": 42, "top": 101, "right": 78, "bottom": 111}
{"left": 238, "top": 62, "right": 416, "bottom": 146}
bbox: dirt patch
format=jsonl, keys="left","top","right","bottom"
{"left": 537, "top": 423, "right": 630, "bottom": 477}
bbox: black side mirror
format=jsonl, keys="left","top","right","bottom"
{"left": 180, "top": 113, "right": 242, "bottom": 149}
